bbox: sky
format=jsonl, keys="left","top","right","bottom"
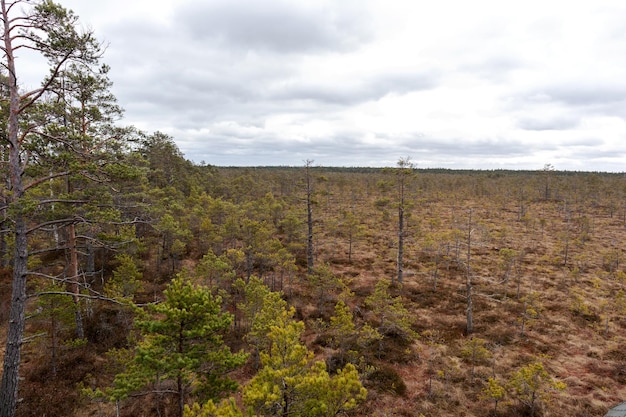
{"left": 22, "top": 0, "right": 626, "bottom": 171}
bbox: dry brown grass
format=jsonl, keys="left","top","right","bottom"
{"left": 310, "top": 172, "right": 626, "bottom": 417}
{"left": 7, "top": 170, "right": 626, "bottom": 417}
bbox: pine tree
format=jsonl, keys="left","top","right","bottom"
{"left": 103, "top": 253, "right": 143, "bottom": 301}
{"left": 31, "top": 281, "right": 78, "bottom": 378}
{"left": 304, "top": 159, "right": 315, "bottom": 274}
{"left": 393, "top": 157, "right": 415, "bottom": 284}
{"left": 112, "top": 273, "right": 248, "bottom": 417}
{"left": 460, "top": 337, "right": 491, "bottom": 379}
{"left": 237, "top": 276, "right": 288, "bottom": 368}
{"left": 307, "top": 263, "right": 345, "bottom": 315}
{"left": 338, "top": 209, "right": 365, "bottom": 263}
{"left": 365, "top": 279, "right": 418, "bottom": 355}
{"left": 507, "top": 360, "right": 566, "bottom": 417}
{"left": 481, "top": 377, "right": 506, "bottom": 415}
{"left": 326, "top": 299, "right": 381, "bottom": 364}
{"left": 243, "top": 303, "right": 366, "bottom": 417}
{"left": 0, "top": 2, "right": 115, "bottom": 415}
{"left": 518, "top": 291, "right": 543, "bottom": 336}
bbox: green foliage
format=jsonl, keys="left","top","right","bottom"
{"left": 238, "top": 277, "right": 289, "bottom": 356}
{"left": 157, "top": 212, "right": 193, "bottom": 269}
{"left": 306, "top": 263, "right": 347, "bottom": 314}
{"left": 308, "top": 363, "right": 367, "bottom": 416}
{"left": 325, "top": 300, "right": 381, "bottom": 365}
{"left": 30, "top": 1, "right": 101, "bottom": 64}
{"left": 140, "top": 131, "right": 199, "bottom": 194}
{"left": 111, "top": 273, "right": 247, "bottom": 408}
{"left": 569, "top": 287, "right": 592, "bottom": 317}
{"left": 31, "top": 281, "right": 79, "bottom": 375}
{"left": 519, "top": 291, "right": 543, "bottom": 336}
{"left": 507, "top": 360, "right": 566, "bottom": 417}
{"left": 243, "top": 303, "right": 366, "bottom": 417}
{"left": 277, "top": 211, "right": 305, "bottom": 253}
{"left": 237, "top": 217, "right": 284, "bottom": 280}
{"left": 197, "top": 250, "right": 236, "bottom": 289}
{"left": 184, "top": 398, "right": 245, "bottom": 417}
{"left": 498, "top": 248, "right": 518, "bottom": 279}
{"left": 337, "top": 209, "right": 366, "bottom": 262}
{"left": 481, "top": 377, "right": 506, "bottom": 414}
{"left": 365, "top": 279, "right": 418, "bottom": 342}
{"left": 460, "top": 337, "right": 491, "bottom": 378}
{"left": 104, "top": 254, "right": 143, "bottom": 301}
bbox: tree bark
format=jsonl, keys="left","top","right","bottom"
{"left": 395, "top": 157, "right": 414, "bottom": 284}
{"left": 397, "top": 202, "right": 404, "bottom": 284}
{"left": 67, "top": 223, "right": 85, "bottom": 339}
{"left": 0, "top": 218, "right": 27, "bottom": 417}
{"left": 0, "top": 3, "right": 105, "bottom": 415}
{"left": 305, "top": 160, "right": 314, "bottom": 274}
{"left": 466, "top": 209, "right": 473, "bottom": 335}
{"left": 0, "top": 2, "right": 28, "bottom": 412}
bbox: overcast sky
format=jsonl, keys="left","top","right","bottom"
{"left": 28, "top": 0, "right": 626, "bottom": 171}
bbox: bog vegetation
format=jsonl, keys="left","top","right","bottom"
{"left": 1, "top": 2, "right": 626, "bottom": 417}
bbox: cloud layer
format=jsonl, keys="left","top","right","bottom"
{"left": 50, "top": 0, "right": 626, "bottom": 171}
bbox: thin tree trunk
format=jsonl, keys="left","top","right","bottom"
{"left": 177, "top": 373, "right": 184, "bottom": 417}
{"left": 530, "top": 390, "right": 537, "bottom": 417}
{"left": 466, "top": 209, "right": 473, "bottom": 335}
{"left": 246, "top": 250, "right": 253, "bottom": 283}
{"left": 306, "top": 189, "right": 313, "bottom": 273}
{"left": 397, "top": 203, "right": 404, "bottom": 284}
{"left": 563, "top": 212, "right": 571, "bottom": 267}
{"left": 0, "top": 196, "right": 7, "bottom": 267}
{"left": 433, "top": 249, "right": 440, "bottom": 292}
{"left": 86, "top": 242, "right": 95, "bottom": 284}
{"left": 67, "top": 223, "right": 85, "bottom": 339}
{"left": 0, "top": 221, "right": 6, "bottom": 268}
{"left": 305, "top": 161, "right": 314, "bottom": 274}
{"left": 177, "top": 326, "right": 185, "bottom": 417}
{"left": 348, "top": 231, "right": 353, "bottom": 263}
{"left": 51, "top": 300, "right": 58, "bottom": 378}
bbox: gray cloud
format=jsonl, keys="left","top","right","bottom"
{"left": 175, "top": 0, "right": 373, "bottom": 54}
{"left": 542, "top": 84, "right": 626, "bottom": 107}
{"left": 517, "top": 116, "right": 580, "bottom": 131}
{"left": 272, "top": 71, "right": 440, "bottom": 105}
{"left": 49, "top": 0, "right": 626, "bottom": 172}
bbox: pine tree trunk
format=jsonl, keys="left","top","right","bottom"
{"left": 51, "top": 300, "right": 58, "bottom": 378}
{"left": 348, "top": 231, "right": 353, "bottom": 263}
{"left": 0, "top": 217, "right": 27, "bottom": 417}
{"left": 177, "top": 373, "right": 184, "bottom": 417}
{"left": 67, "top": 223, "right": 85, "bottom": 339}
{"left": 305, "top": 162, "right": 314, "bottom": 274}
{"left": 307, "top": 187, "right": 314, "bottom": 274}
{"left": 397, "top": 205, "right": 404, "bottom": 284}
{"left": 0, "top": 203, "right": 6, "bottom": 267}
{"left": 466, "top": 209, "right": 473, "bottom": 335}
{"left": 0, "top": 147, "right": 7, "bottom": 267}
{"left": 0, "top": 5, "right": 27, "bottom": 412}
{"left": 86, "top": 242, "right": 95, "bottom": 284}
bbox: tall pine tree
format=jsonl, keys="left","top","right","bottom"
{"left": 0, "top": 2, "right": 106, "bottom": 415}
